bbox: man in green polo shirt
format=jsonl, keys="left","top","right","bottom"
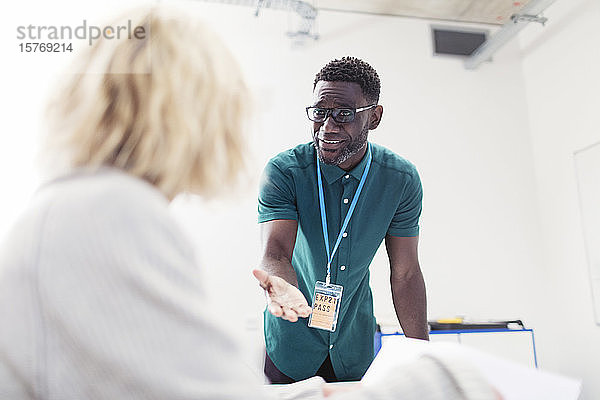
{"left": 253, "top": 56, "right": 428, "bottom": 383}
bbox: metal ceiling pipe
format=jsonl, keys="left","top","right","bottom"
{"left": 197, "top": 0, "right": 318, "bottom": 38}
{"left": 464, "top": 0, "right": 558, "bottom": 70}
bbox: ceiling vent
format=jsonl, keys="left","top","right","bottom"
{"left": 431, "top": 27, "right": 488, "bottom": 56}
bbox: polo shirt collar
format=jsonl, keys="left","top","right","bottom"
{"left": 318, "top": 143, "right": 371, "bottom": 184}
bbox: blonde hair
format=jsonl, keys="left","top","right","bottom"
{"left": 44, "top": 6, "right": 249, "bottom": 199}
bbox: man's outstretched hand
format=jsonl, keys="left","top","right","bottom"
{"left": 252, "top": 269, "right": 312, "bottom": 322}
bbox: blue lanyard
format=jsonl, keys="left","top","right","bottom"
{"left": 317, "top": 144, "right": 372, "bottom": 285}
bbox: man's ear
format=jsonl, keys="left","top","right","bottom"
{"left": 369, "top": 105, "right": 383, "bottom": 130}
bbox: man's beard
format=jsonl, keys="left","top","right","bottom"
{"left": 313, "top": 127, "right": 369, "bottom": 166}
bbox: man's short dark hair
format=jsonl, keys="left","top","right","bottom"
{"left": 313, "top": 56, "right": 381, "bottom": 103}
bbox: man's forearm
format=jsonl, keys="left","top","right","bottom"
{"left": 259, "top": 220, "right": 299, "bottom": 287}
{"left": 391, "top": 270, "right": 429, "bottom": 340}
{"left": 260, "top": 254, "right": 299, "bottom": 287}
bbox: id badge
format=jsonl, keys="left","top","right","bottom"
{"left": 308, "top": 281, "right": 343, "bottom": 332}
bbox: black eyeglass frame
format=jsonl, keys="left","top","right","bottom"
{"left": 305, "top": 104, "right": 377, "bottom": 123}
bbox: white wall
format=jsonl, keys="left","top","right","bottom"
{"left": 168, "top": 0, "right": 551, "bottom": 377}
{"left": 519, "top": 0, "right": 600, "bottom": 398}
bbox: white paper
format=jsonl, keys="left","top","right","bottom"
{"left": 363, "top": 337, "right": 582, "bottom": 400}
{"left": 265, "top": 376, "right": 326, "bottom": 400}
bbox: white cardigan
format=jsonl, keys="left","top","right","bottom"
{"left": 0, "top": 168, "right": 269, "bottom": 400}
{"left": 0, "top": 168, "right": 496, "bottom": 400}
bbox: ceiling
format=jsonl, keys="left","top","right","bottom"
{"left": 315, "top": 0, "right": 534, "bottom": 25}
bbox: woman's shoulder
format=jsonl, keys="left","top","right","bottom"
{"left": 29, "top": 167, "right": 197, "bottom": 272}
{"left": 39, "top": 167, "right": 168, "bottom": 214}
{"left": 30, "top": 168, "right": 182, "bottom": 253}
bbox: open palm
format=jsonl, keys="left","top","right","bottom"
{"left": 253, "top": 269, "right": 312, "bottom": 322}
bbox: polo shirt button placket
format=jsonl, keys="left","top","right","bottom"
{"left": 341, "top": 232, "right": 348, "bottom": 274}
{"left": 339, "top": 182, "right": 353, "bottom": 284}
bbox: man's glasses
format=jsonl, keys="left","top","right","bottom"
{"left": 306, "top": 104, "right": 377, "bottom": 123}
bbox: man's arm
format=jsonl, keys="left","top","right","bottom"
{"left": 385, "top": 235, "right": 429, "bottom": 340}
{"left": 259, "top": 219, "right": 299, "bottom": 285}
{"left": 253, "top": 219, "right": 312, "bottom": 322}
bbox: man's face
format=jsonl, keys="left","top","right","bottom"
{"left": 311, "top": 81, "right": 372, "bottom": 170}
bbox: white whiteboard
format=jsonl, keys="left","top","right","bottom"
{"left": 574, "top": 141, "right": 600, "bottom": 325}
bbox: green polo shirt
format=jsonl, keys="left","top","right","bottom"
{"left": 258, "top": 141, "right": 422, "bottom": 381}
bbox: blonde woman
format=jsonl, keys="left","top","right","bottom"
{"left": 0, "top": 5, "right": 498, "bottom": 400}
{"left": 0, "top": 6, "right": 266, "bottom": 400}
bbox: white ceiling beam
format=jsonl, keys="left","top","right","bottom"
{"left": 464, "top": 0, "right": 558, "bottom": 70}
